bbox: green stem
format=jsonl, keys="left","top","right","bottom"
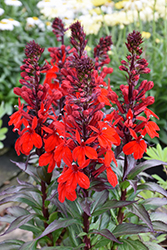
{"left": 117, "top": 155, "right": 128, "bottom": 224}
{"left": 83, "top": 190, "right": 92, "bottom": 250}
{"left": 41, "top": 180, "right": 54, "bottom": 246}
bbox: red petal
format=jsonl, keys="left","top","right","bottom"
{"left": 98, "top": 134, "right": 109, "bottom": 148}
{"left": 105, "top": 150, "right": 117, "bottom": 167}
{"left": 85, "top": 136, "right": 97, "bottom": 144}
{"left": 129, "top": 128, "right": 138, "bottom": 140}
{"left": 123, "top": 141, "right": 136, "bottom": 155}
{"left": 72, "top": 146, "right": 81, "bottom": 162}
{"left": 31, "top": 132, "right": 42, "bottom": 148}
{"left": 63, "top": 146, "right": 73, "bottom": 167}
{"left": 107, "top": 167, "right": 118, "bottom": 187}
{"left": 85, "top": 146, "right": 97, "bottom": 159}
{"left": 89, "top": 125, "right": 99, "bottom": 133}
{"left": 32, "top": 116, "right": 38, "bottom": 130}
{"left": 145, "top": 121, "right": 160, "bottom": 139}
{"left": 75, "top": 129, "right": 81, "bottom": 144}
{"left": 45, "top": 134, "right": 62, "bottom": 152}
{"left": 133, "top": 140, "right": 147, "bottom": 159}
{"left": 76, "top": 171, "right": 90, "bottom": 189}
{"left": 47, "top": 159, "right": 56, "bottom": 173}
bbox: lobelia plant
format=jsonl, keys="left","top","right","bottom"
{"left": 0, "top": 18, "right": 167, "bottom": 250}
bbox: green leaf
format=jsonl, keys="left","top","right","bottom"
{"left": 152, "top": 221, "right": 167, "bottom": 232}
{"left": 128, "top": 160, "right": 167, "bottom": 179}
{"left": 151, "top": 211, "right": 167, "bottom": 223}
{"left": 112, "top": 223, "right": 151, "bottom": 237}
{"left": 20, "top": 224, "right": 42, "bottom": 235}
{"left": 93, "top": 238, "right": 110, "bottom": 248}
{"left": 40, "top": 245, "right": 86, "bottom": 250}
{"left": 137, "top": 183, "right": 167, "bottom": 197}
{"left": 1, "top": 214, "right": 37, "bottom": 236}
{"left": 145, "top": 144, "right": 167, "bottom": 163}
{"left": 36, "top": 218, "right": 80, "bottom": 240}
{"left": 77, "top": 232, "right": 87, "bottom": 237}
{"left": 6, "top": 206, "right": 30, "bottom": 217}
{"left": 117, "top": 239, "right": 148, "bottom": 250}
{"left": 142, "top": 197, "right": 167, "bottom": 210}
{"left": 91, "top": 190, "right": 109, "bottom": 213}
{"left": 143, "top": 242, "right": 166, "bottom": 250}
{"left": 0, "top": 127, "right": 8, "bottom": 135}
{"left": 18, "top": 241, "right": 38, "bottom": 250}
{"left": 0, "top": 193, "right": 41, "bottom": 209}
{"left": 48, "top": 211, "right": 58, "bottom": 224}
{"left": 90, "top": 229, "right": 121, "bottom": 244}
{"left": 0, "top": 240, "right": 24, "bottom": 250}
{"left": 128, "top": 203, "right": 154, "bottom": 231}
{"left": 92, "top": 200, "right": 135, "bottom": 216}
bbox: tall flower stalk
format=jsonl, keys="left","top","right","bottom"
{"left": 6, "top": 18, "right": 163, "bottom": 249}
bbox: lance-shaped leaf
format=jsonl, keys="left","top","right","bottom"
{"left": 40, "top": 244, "right": 86, "bottom": 250}
{"left": 128, "top": 203, "right": 154, "bottom": 231}
{"left": 90, "top": 229, "right": 121, "bottom": 244}
{"left": 92, "top": 200, "right": 136, "bottom": 216}
{"left": 142, "top": 197, "right": 167, "bottom": 210}
{"left": 118, "top": 239, "right": 148, "bottom": 250}
{"left": 0, "top": 183, "right": 40, "bottom": 196}
{"left": 112, "top": 223, "right": 151, "bottom": 237}
{"left": 91, "top": 190, "right": 108, "bottom": 213}
{"left": 137, "top": 183, "right": 167, "bottom": 197}
{"left": 18, "top": 240, "right": 38, "bottom": 250}
{"left": 128, "top": 180, "right": 138, "bottom": 193}
{"left": 151, "top": 211, "right": 167, "bottom": 223}
{"left": 1, "top": 214, "right": 37, "bottom": 236}
{"left": 142, "top": 242, "right": 166, "bottom": 250}
{"left": 11, "top": 160, "right": 38, "bottom": 179}
{"left": 0, "top": 193, "right": 41, "bottom": 208}
{"left": 128, "top": 159, "right": 167, "bottom": 179}
{"left": 0, "top": 240, "right": 24, "bottom": 250}
{"left": 79, "top": 198, "right": 92, "bottom": 216}
{"left": 123, "top": 155, "right": 136, "bottom": 180}
{"left": 6, "top": 206, "right": 30, "bottom": 217}
{"left": 152, "top": 221, "right": 167, "bottom": 232}
{"left": 36, "top": 218, "right": 80, "bottom": 240}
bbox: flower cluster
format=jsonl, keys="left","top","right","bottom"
{"left": 109, "top": 30, "right": 159, "bottom": 160}
{"left": 9, "top": 18, "right": 159, "bottom": 203}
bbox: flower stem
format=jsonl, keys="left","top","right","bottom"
{"left": 41, "top": 180, "right": 53, "bottom": 246}
{"left": 83, "top": 190, "right": 91, "bottom": 250}
{"left": 117, "top": 155, "right": 128, "bottom": 224}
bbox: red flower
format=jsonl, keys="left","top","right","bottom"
{"left": 72, "top": 130, "right": 97, "bottom": 166}
{"left": 124, "top": 109, "right": 134, "bottom": 128}
{"left": 57, "top": 159, "right": 90, "bottom": 202}
{"left": 42, "top": 62, "right": 59, "bottom": 88}
{"left": 39, "top": 151, "right": 56, "bottom": 173}
{"left": 136, "top": 116, "right": 160, "bottom": 139}
{"left": 54, "top": 140, "right": 73, "bottom": 167}
{"left": 89, "top": 121, "right": 120, "bottom": 148}
{"left": 15, "top": 117, "right": 42, "bottom": 155}
{"left": 106, "top": 167, "right": 118, "bottom": 187}
{"left": 123, "top": 129, "right": 147, "bottom": 159}
{"left": 93, "top": 158, "right": 118, "bottom": 187}
{"left": 9, "top": 98, "right": 30, "bottom": 130}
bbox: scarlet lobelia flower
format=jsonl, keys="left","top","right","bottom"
{"left": 10, "top": 19, "right": 159, "bottom": 203}
{"left": 37, "top": 18, "right": 120, "bottom": 202}
{"left": 9, "top": 40, "right": 51, "bottom": 156}
{"left": 105, "top": 30, "right": 159, "bottom": 162}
